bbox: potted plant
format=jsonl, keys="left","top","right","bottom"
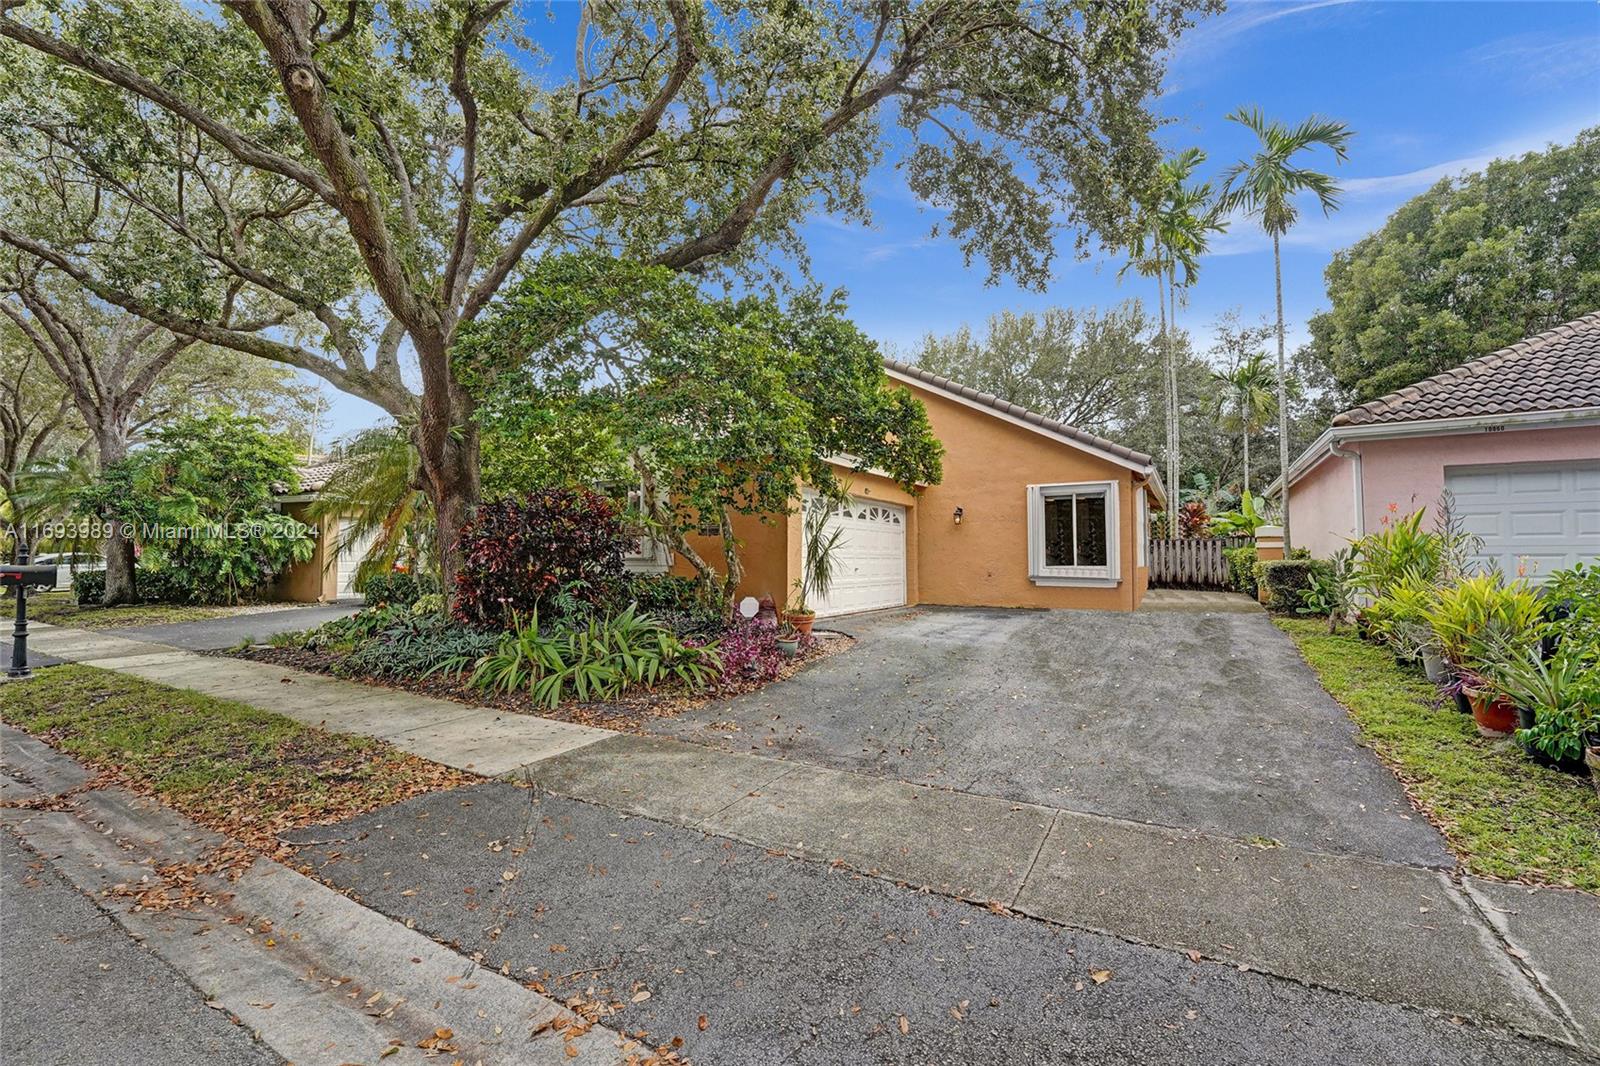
{"left": 775, "top": 621, "right": 800, "bottom": 659}
{"left": 1423, "top": 573, "right": 1544, "bottom": 738}
{"left": 786, "top": 499, "right": 846, "bottom": 637}
{"left": 1488, "top": 646, "right": 1598, "bottom": 772}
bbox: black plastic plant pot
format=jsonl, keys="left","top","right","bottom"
{"left": 1452, "top": 690, "right": 1472, "bottom": 716}
{"left": 1521, "top": 742, "right": 1590, "bottom": 776}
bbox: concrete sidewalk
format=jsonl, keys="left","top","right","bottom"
{"left": 22, "top": 623, "right": 610, "bottom": 776}
{"left": 16, "top": 621, "right": 1600, "bottom": 1053}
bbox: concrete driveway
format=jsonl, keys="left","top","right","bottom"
{"left": 653, "top": 606, "right": 1450, "bottom": 867}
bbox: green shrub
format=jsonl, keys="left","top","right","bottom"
{"left": 72, "top": 567, "right": 195, "bottom": 606}
{"left": 619, "top": 572, "right": 725, "bottom": 635}
{"left": 76, "top": 413, "right": 314, "bottom": 604}
{"left": 1223, "top": 545, "right": 1258, "bottom": 596}
{"left": 1491, "top": 646, "right": 1600, "bottom": 763}
{"left": 1544, "top": 560, "right": 1600, "bottom": 658}
{"left": 302, "top": 605, "right": 410, "bottom": 653}
{"left": 362, "top": 570, "right": 439, "bottom": 609}
{"left": 1254, "top": 559, "right": 1330, "bottom": 613}
{"left": 469, "top": 605, "right": 722, "bottom": 708}
{"left": 1348, "top": 508, "right": 1443, "bottom": 599}
{"left": 338, "top": 612, "right": 500, "bottom": 680}
{"left": 71, "top": 569, "right": 105, "bottom": 604}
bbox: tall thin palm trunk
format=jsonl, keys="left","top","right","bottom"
{"left": 1167, "top": 262, "right": 1182, "bottom": 521}
{"left": 1273, "top": 233, "right": 1291, "bottom": 550}
{"left": 1154, "top": 244, "right": 1173, "bottom": 512}
{"left": 1242, "top": 431, "right": 1250, "bottom": 495}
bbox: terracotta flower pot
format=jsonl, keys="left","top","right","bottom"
{"left": 786, "top": 610, "right": 816, "bottom": 637}
{"left": 1465, "top": 687, "right": 1518, "bottom": 739}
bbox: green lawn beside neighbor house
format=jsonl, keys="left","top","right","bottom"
{"left": 0, "top": 665, "right": 470, "bottom": 854}
{"left": 1276, "top": 617, "right": 1600, "bottom": 893}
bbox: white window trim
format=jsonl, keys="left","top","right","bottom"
{"left": 1136, "top": 487, "right": 1147, "bottom": 567}
{"left": 1027, "top": 480, "right": 1120, "bottom": 587}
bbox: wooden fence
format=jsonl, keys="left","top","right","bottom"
{"left": 1148, "top": 535, "right": 1252, "bottom": 590}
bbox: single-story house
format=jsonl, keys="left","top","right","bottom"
{"left": 659, "top": 360, "right": 1167, "bottom": 615}
{"left": 1270, "top": 312, "right": 1600, "bottom": 580}
{"left": 274, "top": 456, "right": 373, "bottom": 601}
{"left": 274, "top": 360, "right": 1169, "bottom": 613}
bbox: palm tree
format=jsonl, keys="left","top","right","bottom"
{"left": 1220, "top": 107, "right": 1353, "bottom": 550}
{"left": 1157, "top": 156, "right": 1228, "bottom": 513}
{"left": 307, "top": 424, "right": 435, "bottom": 589}
{"left": 1212, "top": 351, "right": 1277, "bottom": 494}
{"left": 1125, "top": 149, "right": 1226, "bottom": 509}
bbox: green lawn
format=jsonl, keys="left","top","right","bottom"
{"left": 27, "top": 590, "right": 266, "bottom": 629}
{"left": 1275, "top": 617, "right": 1600, "bottom": 893}
{"left": 0, "top": 665, "right": 470, "bottom": 852}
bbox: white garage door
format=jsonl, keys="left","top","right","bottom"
{"left": 336, "top": 518, "right": 379, "bottom": 599}
{"left": 1445, "top": 460, "right": 1600, "bottom": 582}
{"left": 806, "top": 495, "right": 907, "bottom": 617}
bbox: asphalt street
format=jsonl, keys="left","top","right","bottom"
{"left": 295, "top": 781, "right": 1585, "bottom": 1066}
{"left": 0, "top": 828, "right": 281, "bottom": 1066}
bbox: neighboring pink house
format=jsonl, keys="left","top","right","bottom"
{"left": 1270, "top": 312, "right": 1600, "bottom": 581}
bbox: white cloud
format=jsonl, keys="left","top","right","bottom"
{"left": 1466, "top": 31, "right": 1600, "bottom": 93}
{"left": 1165, "top": 0, "right": 1362, "bottom": 88}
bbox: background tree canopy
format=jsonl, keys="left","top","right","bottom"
{"left": 75, "top": 412, "right": 314, "bottom": 604}
{"left": 910, "top": 303, "right": 1161, "bottom": 437}
{"left": 1304, "top": 127, "right": 1600, "bottom": 405}
{"left": 457, "top": 256, "right": 943, "bottom": 598}
{"left": 0, "top": 0, "right": 1212, "bottom": 592}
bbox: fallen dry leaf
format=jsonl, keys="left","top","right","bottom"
{"left": 1089, "top": 969, "right": 1113, "bottom": 984}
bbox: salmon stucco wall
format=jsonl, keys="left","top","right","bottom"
{"left": 672, "top": 510, "right": 793, "bottom": 606}
{"left": 905, "top": 383, "right": 1141, "bottom": 612}
{"left": 274, "top": 503, "right": 339, "bottom": 603}
{"left": 1285, "top": 452, "right": 1359, "bottom": 561}
{"left": 661, "top": 378, "right": 1152, "bottom": 612}
{"left": 1287, "top": 424, "right": 1600, "bottom": 560}
{"left": 1355, "top": 425, "right": 1600, "bottom": 534}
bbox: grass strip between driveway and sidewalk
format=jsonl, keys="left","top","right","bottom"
{"left": 1275, "top": 617, "right": 1600, "bottom": 893}
{"left": 0, "top": 664, "right": 474, "bottom": 859}
{"left": 27, "top": 590, "right": 259, "bottom": 630}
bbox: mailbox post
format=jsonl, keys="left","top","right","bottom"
{"left": 3, "top": 549, "right": 59, "bottom": 680}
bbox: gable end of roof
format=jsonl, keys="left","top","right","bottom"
{"left": 883, "top": 359, "right": 1156, "bottom": 470}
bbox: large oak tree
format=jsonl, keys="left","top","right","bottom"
{"left": 0, "top": 0, "right": 1211, "bottom": 590}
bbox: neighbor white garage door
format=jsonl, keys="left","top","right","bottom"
{"left": 806, "top": 496, "right": 907, "bottom": 617}
{"left": 336, "top": 518, "right": 378, "bottom": 598}
{"left": 1445, "top": 460, "right": 1600, "bottom": 582}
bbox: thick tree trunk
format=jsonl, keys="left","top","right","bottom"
{"left": 1273, "top": 234, "right": 1292, "bottom": 552}
{"left": 409, "top": 328, "right": 481, "bottom": 603}
{"left": 417, "top": 420, "right": 479, "bottom": 601}
{"left": 94, "top": 424, "right": 136, "bottom": 606}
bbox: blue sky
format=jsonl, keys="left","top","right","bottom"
{"left": 314, "top": 0, "right": 1600, "bottom": 441}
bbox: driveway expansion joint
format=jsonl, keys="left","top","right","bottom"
{"left": 1457, "top": 875, "right": 1588, "bottom": 1045}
